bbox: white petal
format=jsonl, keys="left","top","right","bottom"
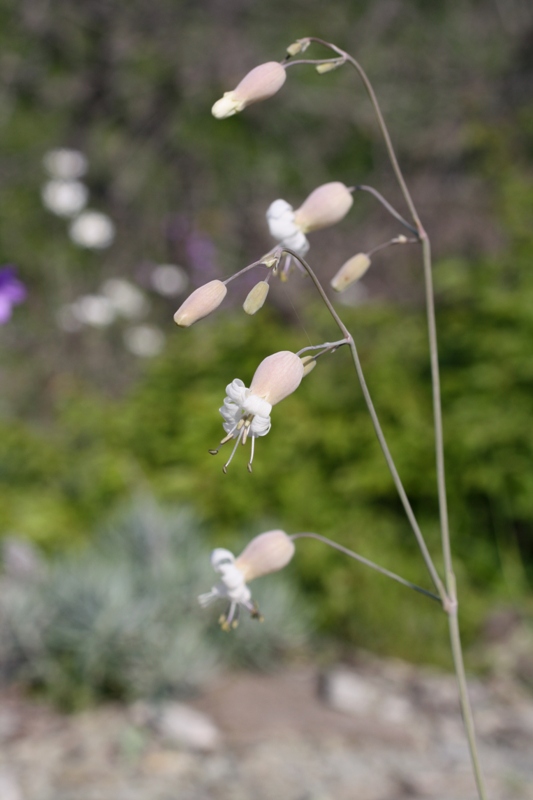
{"left": 198, "top": 587, "right": 222, "bottom": 607}
{"left": 225, "top": 379, "right": 248, "bottom": 404}
{"left": 242, "top": 393, "right": 272, "bottom": 418}
{"left": 267, "top": 199, "right": 300, "bottom": 241}
{"left": 282, "top": 230, "right": 309, "bottom": 256}
{"left": 249, "top": 414, "right": 271, "bottom": 437}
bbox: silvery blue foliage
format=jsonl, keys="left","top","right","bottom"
{"left": 0, "top": 497, "right": 309, "bottom": 707}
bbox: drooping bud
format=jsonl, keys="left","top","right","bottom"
{"left": 286, "top": 39, "right": 310, "bottom": 57}
{"left": 235, "top": 530, "right": 295, "bottom": 582}
{"left": 212, "top": 62, "right": 287, "bottom": 119}
{"left": 293, "top": 182, "right": 353, "bottom": 233}
{"left": 316, "top": 61, "right": 341, "bottom": 74}
{"left": 250, "top": 350, "right": 304, "bottom": 405}
{"left": 173, "top": 280, "right": 227, "bottom": 327}
{"left": 300, "top": 355, "right": 317, "bottom": 376}
{"left": 243, "top": 281, "right": 270, "bottom": 315}
{"left": 330, "top": 253, "right": 371, "bottom": 292}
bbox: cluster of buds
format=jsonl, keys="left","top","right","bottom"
{"left": 198, "top": 529, "right": 296, "bottom": 629}
{"left": 172, "top": 179, "right": 357, "bottom": 329}
{"left": 181, "top": 51, "right": 396, "bottom": 628}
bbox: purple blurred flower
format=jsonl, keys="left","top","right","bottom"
{"left": 0, "top": 267, "right": 27, "bottom": 324}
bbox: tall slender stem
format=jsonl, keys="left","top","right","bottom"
{"left": 421, "top": 236, "right": 453, "bottom": 586}
{"left": 284, "top": 248, "right": 446, "bottom": 603}
{"left": 347, "top": 339, "right": 447, "bottom": 602}
{"left": 285, "top": 41, "right": 488, "bottom": 798}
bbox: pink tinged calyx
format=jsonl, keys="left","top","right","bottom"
{"left": 250, "top": 350, "right": 304, "bottom": 405}
{"left": 235, "top": 530, "right": 296, "bottom": 582}
{"left": 293, "top": 182, "right": 353, "bottom": 233}
{"left": 173, "top": 280, "right": 227, "bottom": 327}
{"left": 211, "top": 62, "right": 287, "bottom": 119}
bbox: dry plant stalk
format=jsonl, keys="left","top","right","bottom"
{"left": 176, "top": 37, "right": 489, "bottom": 800}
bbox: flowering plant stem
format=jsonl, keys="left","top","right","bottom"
{"left": 291, "top": 533, "right": 440, "bottom": 603}
{"left": 285, "top": 38, "right": 488, "bottom": 800}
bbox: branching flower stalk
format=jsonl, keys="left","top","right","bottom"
{"left": 286, "top": 38, "right": 488, "bottom": 800}
{"left": 178, "top": 40, "right": 488, "bottom": 800}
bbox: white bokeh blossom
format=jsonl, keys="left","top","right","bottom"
{"left": 41, "top": 180, "right": 89, "bottom": 218}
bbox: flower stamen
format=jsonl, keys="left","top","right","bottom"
{"left": 247, "top": 436, "right": 256, "bottom": 473}
{"left": 222, "top": 426, "right": 246, "bottom": 473}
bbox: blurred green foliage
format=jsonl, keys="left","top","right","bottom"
{"left": 0, "top": 497, "right": 309, "bottom": 709}
{"left": 0, "top": 0, "right": 533, "bottom": 670}
{"left": 3, "top": 241, "right": 533, "bottom": 664}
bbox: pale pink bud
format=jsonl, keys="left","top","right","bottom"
{"left": 235, "top": 530, "right": 295, "bottom": 582}
{"left": 250, "top": 350, "right": 304, "bottom": 405}
{"left": 243, "top": 280, "right": 270, "bottom": 315}
{"left": 211, "top": 62, "right": 287, "bottom": 119}
{"left": 173, "top": 280, "right": 227, "bottom": 327}
{"left": 293, "top": 182, "right": 353, "bottom": 233}
{"left": 300, "top": 355, "right": 317, "bottom": 376}
{"left": 330, "top": 253, "right": 371, "bottom": 292}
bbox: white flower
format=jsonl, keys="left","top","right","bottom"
{"left": 266, "top": 183, "right": 353, "bottom": 260}
{"left": 198, "top": 548, "right": 259, "bottom": 630}
{"left": 151, "top": 264, "right": 189, "bottom": 296}
{"left": 72, "top": 294, "right": 116, "bottom": 327}
{"left": 102, "top": 278, "right": 148, "bottom": 319}
{"left": 210, "top": 351, "right": 304, "bottom": 472}
{"left": 123, "top": 325, "right": 165, "bottom": 357}
{"left": 198, "top": 531, "right": 295, "bottom": 629}
{"left": 41, "top": 180, "right": 89, "bottom": 217}
{"left": 211, "top": 379, "right": 272, "bottom": 472}
{"left": 266, "top": 199, "right": 309, "bottom": 257}
{"left": 43, "top": 148, "right": 88, "bottom": 180}
{"left": 69, "top": 211, "right": 115, "bottom": 249}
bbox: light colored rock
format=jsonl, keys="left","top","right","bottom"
{"left": 0, "top": 770, "right": 24, "bottom": 800}
{"left": 155, "top": 702, "right": 221, "bottom": 752}
{"left": 320, "top": 668, "right": 414, "bottom": 726}
{"left": 320, "top": 669, "right": 379, "bottom": 715}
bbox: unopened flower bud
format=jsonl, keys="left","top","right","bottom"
{"left": 316, "top": 61, "right": 340, "bottom": 74}
{"left": 173, "top": 280, "right": 227, "bottom": 327}
{"left": 294, "top": 182, "right": 353, "bottom": 233}
{"left": 250, "top": 350, "right": 304, "bottom": 405}
{"left": 330, "top": 253, "right": 371, "bottom": 292}
{"left": 235, "top": 530, "right": 295, "bottom": 582}
{"left": 300, "top": 355, "right": 317, "bottom": 376}
{"left": 243, "top": 281, "right": 270, "bottom": 315}
{"left": 286, "top": 39, "right": 310, "bottom": 56}
{"left": 261, "top": 253, "right": 280, "bottom": 268}
{"left": 211, "top": 62, "right": 287, "bottom": 119}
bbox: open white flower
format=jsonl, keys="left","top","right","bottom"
{"left": 266, "top": 183, "right": 353, "bottom": 260}
{"left": 210, "top": 379, "right": 272, "bottom": 473}
{"left": 210, "top": 351, "right": 304, "bottom": 472}
{"left": 266, "top": 199, "right": 310, "bottom": 257}
{"left": 198, "top": 530, "right": 295, "bottom": 629}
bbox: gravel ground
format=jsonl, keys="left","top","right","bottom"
{"left": 1, "top": 655, "right": 532, "bottom": 800}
